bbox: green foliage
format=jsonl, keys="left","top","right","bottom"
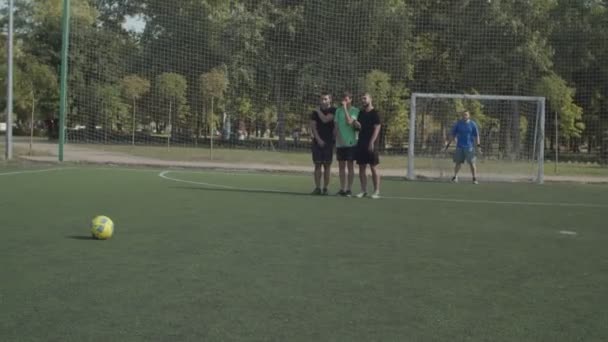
{"left": 156, "top": 73, "right": 188, "bottom": 102}
{"left": 156, "top": 73, "right": 189, "bottom": 132}
{"left": 121, "top": 75, "right": 150, "bottom": 102}
{"left": 200, "top": 66, "right": 229, "bottom": 131}
{"left": 96, "top": 84, "right": 128, "bottom": 131}
{"left": 535, "top": 73, "right": 584, "bottom": 139}
{"left": 362, "top": 70, "right": 410, "bottom": 148}
{"left": 200, "top": 67, "right": 229, "bottom": 104}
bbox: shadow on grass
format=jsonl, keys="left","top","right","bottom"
{"left": 171, "top": 185, "right": 323, "bottom": 197}
{"left": 66, "top": 235, "right": 96, "bottom": 240}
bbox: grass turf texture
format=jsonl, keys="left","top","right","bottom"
{"left": 1, "top": 167, "right": 608, "bottom": 341}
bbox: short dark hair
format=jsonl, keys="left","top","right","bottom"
{"left": 320, "top": 92, "right": 331, "bottom": 99}
{"left": 342, "top": 91, "right": 352, "bottom": 99}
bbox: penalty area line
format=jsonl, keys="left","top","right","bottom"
{"left": 0, "top": 168, "right": 72, "bottom": 177}
{"left": 158, "top": 170, "right": 608, "bottom": 208}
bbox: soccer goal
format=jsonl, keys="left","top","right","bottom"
{"left": 408, "top": 93, "right": 546, "bottom": 184}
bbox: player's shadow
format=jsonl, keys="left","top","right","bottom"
{"left": 66, "top": 235, "right": 96, "bottom": 240}
{"left": 172, "top": 186, "right": 316, "bottom": 197}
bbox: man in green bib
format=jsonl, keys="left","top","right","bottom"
{"left": 334, "top": 91, "right": 360, "bottom": 197}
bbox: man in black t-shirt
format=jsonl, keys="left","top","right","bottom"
{"left": 355, "top": 93, "right": 382, "bottom": 199}
{"left": 310, "top": 93, "right": 336, "bottom": 195}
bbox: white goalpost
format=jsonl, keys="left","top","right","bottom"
{"left": 408, "top": 93, "right": 546, "bottom": 184}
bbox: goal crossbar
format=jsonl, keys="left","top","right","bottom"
{"left": 412, "top": 93, "right": 545, "bottom": 103}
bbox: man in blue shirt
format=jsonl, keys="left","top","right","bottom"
{"left": 447, "top": 111, "right": 480, "bottom": 184}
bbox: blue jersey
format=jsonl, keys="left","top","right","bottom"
{"left": 451, "top": 120, "right": 479, "bottom": 149}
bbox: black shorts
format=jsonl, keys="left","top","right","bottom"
{"left": 336, "top": 146, "right": 356, "bottom": 161}
{"left": 356, "top": 146, "right": 380, "bottom": 166}
{"left": 312, "top": 143, "right": 334, "bottom": 164}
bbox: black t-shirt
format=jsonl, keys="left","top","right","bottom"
{"left": 357, "top": 109, "right": 381, "bottom": 146}
{"left": 310, "top": 107, "right": 336, "bottom": 145}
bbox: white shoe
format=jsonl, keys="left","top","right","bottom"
{"left": 451, "top": 176, "right": 458, "bottom": 183}
{"left": 356, "top": 192, "right": 367, "bottom": 198}
{"left": 473, "top": 179, "right": 479, "bottom": 185}
{"left": 371, "top": 192, "right": 380, "bottom": 199}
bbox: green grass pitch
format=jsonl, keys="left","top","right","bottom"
{"left": 1, "top": 166, "right": 607, "bottom": 341}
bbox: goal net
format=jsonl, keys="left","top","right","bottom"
{"left": 408, "top": 93, "right": 546, "bottom": 183}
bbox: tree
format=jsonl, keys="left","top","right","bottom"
{"left": 156, "top": 72, "right": 188, "bottom": 146}
{"left": 95, "top": 84, "right": 128, "bottom": 143}
{"left": 535, "top": 73, "right": 584, "bottom": 151}
{"left": 362, "top": 70, "right": 409, "bottom": 150}
{"left": 200, "top": 66, "right": 229, "bottom": 152}
{"left": 549, "top": 0, "right": 608, "bottom": 155}
{"left": 0, "top": 38, "right": 58, "bottom": 140}
{"left": 19, "top": 59, "right": 58, "bottom": 150}
{"left": 121, "top": 75, "right": 150, "bottom": 145}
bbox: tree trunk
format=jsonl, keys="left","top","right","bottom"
{"left": 194, "top": 110, "right": 199, "bottom": 147}
{"left": 30, "top": 93, "right": 35, "bottom": 155}
{"left": 275, "top": 82, "right": 286, "bottom": 149}
{"left": 132, "top": 97, "right": 136, "bottom": 146}
{"left": 512, "top": 100, "right": 521, "bottom": 157}
{"left": 104, "top": 102, "right": 108, "bottom": 144}
{"left": 499, "top": 114, "right": 512, "bottom": 159}
{"left": 167, "top": 100, "right": 172, "bottom": 149}
{"left": 210, "top": 97, "right": 214, "bottom": 159}
{"left": 420, "top": 110, "right": 426, "bottom": 150}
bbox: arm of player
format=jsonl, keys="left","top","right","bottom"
{"left": 310, "top": 120, "right": 325, "bottom": 147}
{"left": 334, "top": 122, "right": 344, "bottom": 146}
{"left": 445, "top": 136, "right": 455, "bottom": 151}
{"left": 368, "top": 124, "right": 381, "bottom": 152}
{"left": 341, "top": 101, "right": 355, "bottom": 126}
{"left": 316, "top": 108, "right": 334, "bottom": 124}
{"left": 446, "top": 123, "right": 457, "bottom": 151}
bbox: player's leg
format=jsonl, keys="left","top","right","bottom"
{"left": 312, "top": 163, "right": 322, "bottom": 194}
{"left": 321, "top": 144, "right": 333, "bottom": 194}
{"left": 338, "top": 160, "right": 346, "bottom": 195}
{"left": 322, "top": 162, "right": 331, "bottom": 194}
{"left": 470, "top": 162, "right": 478, "bottom": 184}
{"left": 311, "top": 144, "right": 322, "bottom": 194}
{"left": 370, "top": 164, "right": 380, "bottom": 198}
{"left": 466, "top": 149, "right": 478, "bottom": 184}
{"left": 357, "top": 163, "right": 368, "bottom": 197}
{"left": 336, "top": 148, "right": 346, "bottom": 195}
{"left": 370, "top": 152, "right": 380, "bottom": 198}
{"left": 453, "top": 163, "right": 462, "bottom": 178}
{"left": 452, "top": 148, "right": 464, "bottom": 182}
{"left": 346, "top": 159, "right": 355, "bottom": 196}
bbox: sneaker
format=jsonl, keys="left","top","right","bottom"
{"left": 451, "top": 176, "right": 459, "bottom": 183}
{"left": 473, "top": 179, "right": 479, "bottom": 185}
{"left": 345, "top": 190, "right": 352, "bottom": 197}
{"left": 311, "top": 188, "right": 322, "bottom": 195}
{"left": 322, "top": 188, "right": 328, "bottom": 195}
{"left": 355, "top": 192, "right": 367, "bottom": 198}
{"left": 336, "top": 190, "right": 346, "bottom": 196}
{"left": 371, "top": 192, "right": 381, "bottom": 199}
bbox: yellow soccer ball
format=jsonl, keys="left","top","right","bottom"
{"left": 91, "top": 215, "right": 114, "bottom": 240}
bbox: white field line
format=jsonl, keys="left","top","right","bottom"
{"left": 158, "top": 170, "right": 608, "bottom": 208}
{"left": 0, "top": 168, "right": 71, "bottom": 177}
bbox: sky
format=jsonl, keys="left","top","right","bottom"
{"left": 122, "top": 14, "right": 146, "bottom": 33}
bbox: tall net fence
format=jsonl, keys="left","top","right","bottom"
{"left": 64, "top": 0, "right": 413, "bottom": 153}
{"left": 2, "top": 0, "right": 608, "bottom": 177}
